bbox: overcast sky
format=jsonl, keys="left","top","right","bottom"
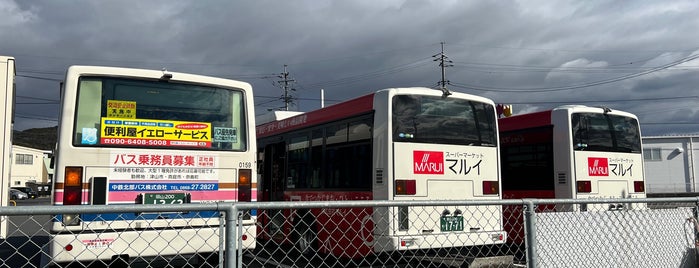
{"left": 2, "top": 0, "right": 698, "bottom": 136}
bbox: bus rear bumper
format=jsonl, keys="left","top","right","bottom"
{"left": 373, "top": 230, "right": 507, "bottom": 252}
{"left": 42, "top": 224, "right": 256, "bottom": 265}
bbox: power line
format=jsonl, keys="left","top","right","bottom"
{"left": 16, "top": 95, "right": 59, "bottom": 102}
{"left": 14, "top": 114, "right": 58, "bottom": 122}
{"left": 285, "top": 43, "right": 437, "bottom": 66}
{"left": 448, "top": 52, "right": 699, "bottom": 93}
{"left": 301, "top": 56, "right": 433, "bottom": 89}
{"left": 11, "top": 53, "right": 268, "bottom": 68}
{"left": 16, "top": 74, "right": 63, "bottom": 82}
{"left": 447, "top": 42, "right": 699, "bottom": 54}
{"left": 643, "top": 122, "right": 699, "bottom": 125}
{"left": 16, "top": 69, "right": 64, "bottom": 75}
{"left": 451, "top": 61, "right": 699, "bottom": 74}
{"left": 501, "top": 95, "right": 699, "bottom": 105}
{"left": 18, "top": 69, "right": 278, "bottom": 81}
{"left": 255, "top": 95, "right": 341, "bottom": 102}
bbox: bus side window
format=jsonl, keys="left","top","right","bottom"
{"left": 73, "top": 80, "right": 103, "bottom": 146}
{"left": 287, "top": 133, "right": 310, "bottom": 189}
{"left": 310, "top": 129, "right": 323, "bottom": 188}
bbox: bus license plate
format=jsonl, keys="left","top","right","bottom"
{"left": 143, "top": 193, "right": 187, "bottom": 205}
{"left": 440, "top": 215, "right": 464, "bottom": 232}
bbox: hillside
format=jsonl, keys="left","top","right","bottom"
{"left": 12, "top": 126, "right": 58, "bottom": 151}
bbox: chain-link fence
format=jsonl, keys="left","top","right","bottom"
{"left": 2, "top": 198, "right": 699, "bottom": 268}
{"left": 0, "top": 203, "right": 243, "bottom": 268}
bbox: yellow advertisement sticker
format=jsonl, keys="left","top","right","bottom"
{"left": 107, "top": 100, "right": 137, "bottom": 119}
{"left": 100, "top": 118, "right": 212, "bottom": 148}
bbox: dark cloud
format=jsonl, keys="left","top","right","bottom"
{"left": 1, "top": 0, "right": 698, "bottom": 135}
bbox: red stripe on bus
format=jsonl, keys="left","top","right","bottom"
{"left": 256, "top": 93, "right": 375, "bottom": 137}
{"left": 498, "top": 110, "right": 552, "bottom": 132}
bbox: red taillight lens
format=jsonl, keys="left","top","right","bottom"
{"left": 634, "top": 181, "right": 645, "bottom": 193}
{"left": 577, "top": 181, "right": 592, "bottom": 193}
{"left": 395, "top": 180, "right": 416, "bottom": 195}
{"left": 64, "top": 167, "right": 83, "bottom": 205}
{"left": 64, "top": 190, "right": 81, "bottom": 205}
{"left": 482, "top": 181, "right": 499, "bottom": 195}
{"left": 238, "top": 169, "right": 252, "bottom": 202}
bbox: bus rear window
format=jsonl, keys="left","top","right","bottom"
{"left": 392, "top": 95, "right": 496, "bottom": 146}
{"left": 571, "top": 113, "right": 641, "bottom": 153}
{"left": 72, "top": 77, "right": 247, "bottom": 151}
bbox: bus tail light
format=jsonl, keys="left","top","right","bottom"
{"left": 63, "top": 166, "right": 83, "bottom": 226}
{"left": 482, "top": 181, "right": 499, "bottom": 195}
{"left": 395, "top": 180, "right": 416, "bottom": 195}
{"left": 577, "top": 181, "right": 592, "bottom": 193}
{"left": 238, "top": 169, "right": 252, "bottom": 202}
{"left": 633, "top": 181, "right": 645, "bottom": 193}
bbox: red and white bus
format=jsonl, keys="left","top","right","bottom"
{"left": 499, "top": 105, "right": 645, "bottom": 204}
{"left": 256, "top": 87, "right": 507, "bottom": 259}
{"left": 498, "top": 105, "right": 646, "bottom": 244}
{"left": 44, "top": 66, "right": 257, "bottom": 266}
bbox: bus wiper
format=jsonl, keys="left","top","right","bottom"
{"left": 468, "top": 141, "right": 496, "bottom": 147}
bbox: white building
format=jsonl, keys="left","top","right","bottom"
{"left": 10, "top": 145, "right": 50, "bottom": 187}
{"left": 642, "top": 135, "right": 698, "bottom": 193}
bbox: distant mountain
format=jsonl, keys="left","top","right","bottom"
{"left": 12, "top": 126, "right": 58, "bottom": 151}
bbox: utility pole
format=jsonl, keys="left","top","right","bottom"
{"left": 277, "top": 64, "right": 296, "bottom": 111}
{"left": 432, "top": 42, "right": 453, "bottom": 96}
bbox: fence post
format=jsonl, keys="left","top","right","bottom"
{"left": 524, "top": 199, "right": 538, "bottom": 268}
{"left": 225, "top": 204, "right": 239, "bottom": 268}
{"left": 238, "top": 208, "right": 244, "bottom": 268}
{"left": 219, "top": 210, "right": 226, "bottom": 267}
{"left": 694, "top": 197, "right": 699, "bottom": 268}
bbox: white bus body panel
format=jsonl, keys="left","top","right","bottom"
{"left": 371, "top": 88, "right": 506, "bottom": 251}
{"left": 49, "top": 225, "right": 256, "bottom": 263}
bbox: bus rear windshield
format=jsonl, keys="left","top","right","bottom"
{"left": 72, "top": 77, "right": 248, "bottom": 151}
{"left": 392, "top": 95, "right": 496, "bottom": 146}
{"left": 571, "top": 113, "right": 641, "bottom": 153}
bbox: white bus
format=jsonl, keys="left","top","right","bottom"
{"left": 45, "top": 66, "right": 257, "bottom": 266}
{"left": 499, "top": 105, "right": 646, "bottom": 243}
{"left": 256, "top": 87, "right": 507, "bottom": 259}
{"left": 499, "top": 105, "right": 646, "bottom": 203}
{"left": 0, "top": 56, "right": 15, "bottom": 239}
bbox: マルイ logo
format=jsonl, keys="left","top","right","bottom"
{"left": 588, "top": 157, "right": 609, "bottom": 176}
{"left": 413, "top": 151, "right": 444, "bottom": 174}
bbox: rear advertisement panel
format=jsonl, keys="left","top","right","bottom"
{"left": 574, "top": 151, "right": 644, "bottom": 198}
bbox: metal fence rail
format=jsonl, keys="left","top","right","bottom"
{"left": 1, "top": 198, "right": 699, "bottom": 268}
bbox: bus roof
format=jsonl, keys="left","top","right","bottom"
{"left": 256, "top": 93, "right": 375, "bottom": 137}
{"left": 255, "top": 111, "right": 305, "bottom": 125}
{"left": 498, "top": 110, "right": 552, "bottom": 132}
